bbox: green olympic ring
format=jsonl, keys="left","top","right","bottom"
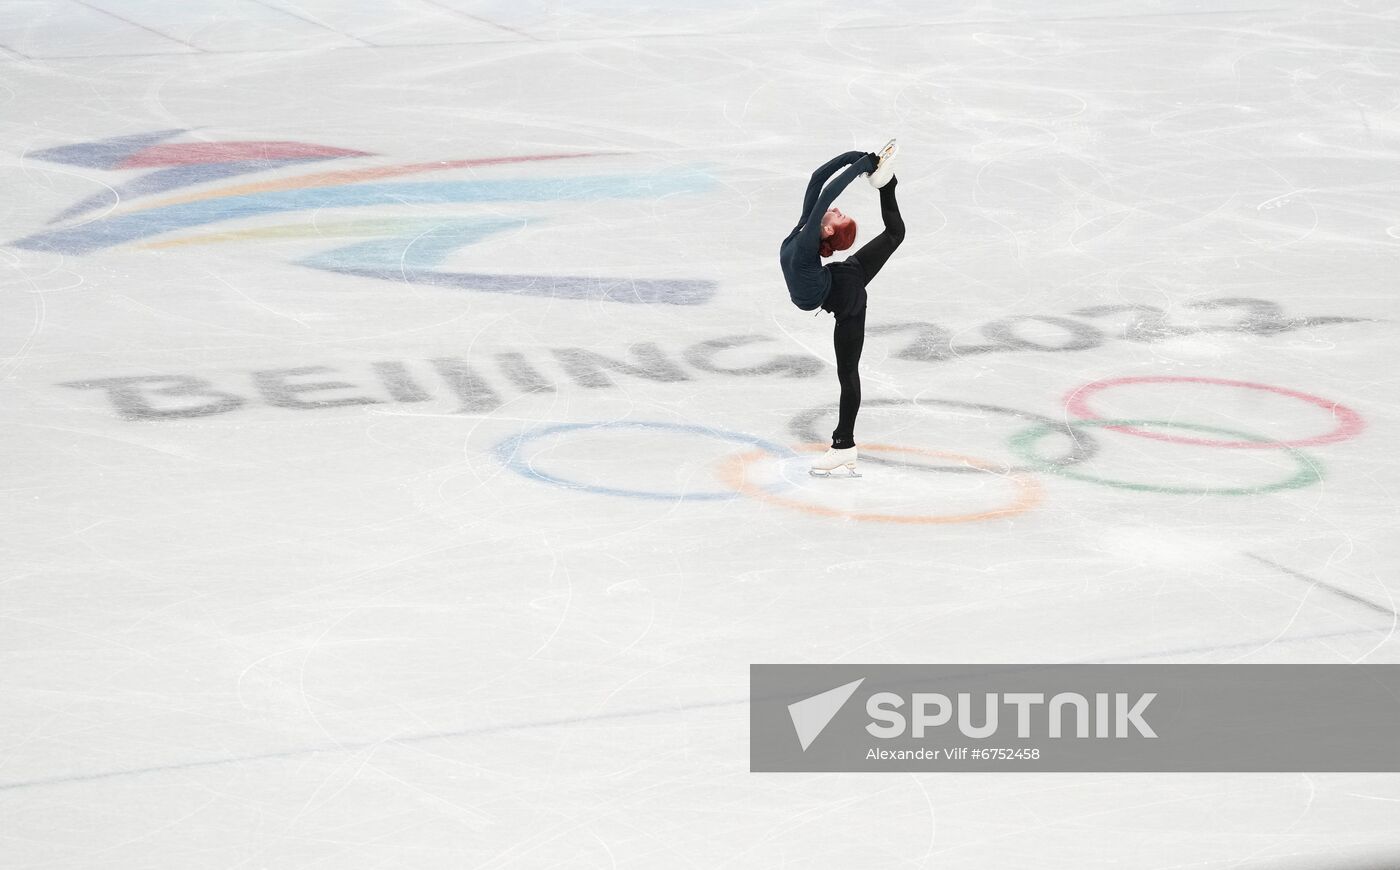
{"left": 1008, "top": 418, "right": 1324, "bottom": 495}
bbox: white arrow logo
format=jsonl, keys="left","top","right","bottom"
{"left": 787, "top": 678, "right": 865, "bottom": 751}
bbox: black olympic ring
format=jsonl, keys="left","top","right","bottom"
{"left": 789, "top": 397, "right": 1101, "bottom": 474}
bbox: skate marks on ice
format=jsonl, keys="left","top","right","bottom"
{"left": 1245, "top": 553, "right": 1397, "bottom": 622}
{"left": 2, "top": 619, "right": 1391, "bottom": 796}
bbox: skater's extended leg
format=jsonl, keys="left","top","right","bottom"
{"left": 851, "top": 176, "right": 905, "bottom": 284}
{"left": 830, "top": 306, "right": 866, "bottom": 449}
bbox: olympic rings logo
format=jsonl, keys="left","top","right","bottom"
{"left": 493, "top": 376, "right": 1365, "bottom": 525}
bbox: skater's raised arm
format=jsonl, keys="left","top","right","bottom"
{"left": 797, "top": 150, "right": 872, "bottom": 228}
{"left": 785, "top": 151, "right": 879, "bottom": 261}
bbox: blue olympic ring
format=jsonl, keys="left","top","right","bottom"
{"left": 493, "top": 421, "right": 798, "bottom": 501}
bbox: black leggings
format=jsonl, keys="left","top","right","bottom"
{"left": 826, "top": 180, "right": 905, "bottom": 449}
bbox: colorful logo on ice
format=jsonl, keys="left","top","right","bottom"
{"left": 10, "top": 129, "right": 716, "bottom": 304}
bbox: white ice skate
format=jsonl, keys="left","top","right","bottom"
{"left": 868, "top": 139, "right": 898, "bottom": 189}
{"left": 809, "top": 446, "right": 860, "bottom": 478}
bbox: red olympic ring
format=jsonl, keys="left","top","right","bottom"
{"left": 1065, "top": 376, "right": 1365, "bottom": 449}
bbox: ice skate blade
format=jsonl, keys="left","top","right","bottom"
{"left": 809, "top": 466, "right": 861, "bottom": 478}
{"left": 869, "top": 138, "right": 898, "bottom": 189}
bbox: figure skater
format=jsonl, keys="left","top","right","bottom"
{"left": 779, "top": 142, "right": 903, "bottom": 477}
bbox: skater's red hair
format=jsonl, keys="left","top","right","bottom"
{"left": 819, "top": 216, "right": 857, "bottom": 258}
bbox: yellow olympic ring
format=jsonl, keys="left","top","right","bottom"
{"left": 717, "top": 443, "right": 1044, "bottom": 525}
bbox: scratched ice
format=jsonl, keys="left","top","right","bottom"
{"left": 2, "top": 1, "right": 1399, "bottom": 867}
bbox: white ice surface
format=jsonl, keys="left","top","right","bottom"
{"left": 2, "top": 1, "right": 1400, "bottom": 867}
